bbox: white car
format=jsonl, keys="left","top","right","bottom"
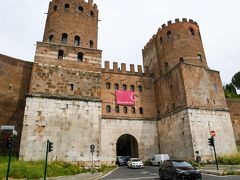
{"left": 127, "top": 158, "right": 144, "bottom": 168}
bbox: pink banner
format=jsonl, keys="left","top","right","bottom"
{"left": 115, "top": 90, "right": 135, "bottom": 106}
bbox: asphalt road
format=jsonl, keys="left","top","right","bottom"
{"left": 100, "top": 166, "right": 240, "bottom": 180}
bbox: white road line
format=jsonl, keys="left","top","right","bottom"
{"left": 108, "top": 176, "right": 159, "bottom": 180}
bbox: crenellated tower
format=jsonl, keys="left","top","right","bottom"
{"left": 143, "top": 18, "right": 237, "bottom": 160}
{"left": 20, "top": 0, "right": 102, "bottom": 163}
{"left": 43, "top": 0, "right": 98, "bottom": 49}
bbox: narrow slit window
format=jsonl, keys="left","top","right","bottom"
{"left": 106, "top": 105, "right": 111, "bottom": 113}
{"left": 54, "top": 5, "right": 58, "bottom": 11}
{"left": 122, "top": 84, "right": 127, "bottom": 90}
{"left": 74, "top": 36, "right": 80, "bottom": 46}
{"left": 90, "top": 40, "right": 94, "bottom": 48}
{"left": 115, "top": 106, "right": 119, "bottom": 113}
{"left": 167, "top": 31, "right": 172, "bottom": 39}
{"left": 139, "top": 107, "right": 143, "bottom": 114}
{"left": 130, "top": 85, "right": 135, "bottom": 91}
{"left": 138, "top": 85, "right": 142, "bottom": 92}
{"left": 62, "top": 33, "right": 68, "bottom": 44}
{"left": 106, "top": 83, "right": 111, "bottom": 89}
{"left": 70, "top": 84, "right": 74, "bottom": 91}
{"left": 189, "top": 27, "right": 195, "bottom": 36}
{"left": 49, "top": 35, "right": 54, "bottom": 42}
{"left": 58, "top": 50, "right": 64, "bottom": 59}
{"left": 131, "top": 107, "right": 136, "bottom": 114}
{"left": 123, "top": 107, "right": 128, "bottom": 114}
{"left": 90, "top": 11, "right": 94, "bottom": 17}
{"left": 114, "top": 84, "right": 119, "bottom": 90}
{"left": 77, "top": 52, "right": 83, "bottom": 61}
{"left": 197, "top": 54, "right": 202, "bottom": 61}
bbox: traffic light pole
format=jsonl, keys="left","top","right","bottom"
{"left": 6, "top": 136, "right": 13, "bottom": 180}
{"left": 212, "top": 139, "right": 219, "bottom": 170}
{"left": 44, "top": 140, "right": 49, "bottom": 180}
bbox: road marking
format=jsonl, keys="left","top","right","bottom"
{"left": 109, "top": 176, "right": 159, "bottom": 180}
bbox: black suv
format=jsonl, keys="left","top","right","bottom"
{"left": 159, "top": 160, "right": 202, "bottom": 180}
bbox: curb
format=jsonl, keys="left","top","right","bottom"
{"left": 95, "top": 167, "right": 119, "bottom": 179}
{"left": 201, "top": 170, "right": 224, "bottom": 176}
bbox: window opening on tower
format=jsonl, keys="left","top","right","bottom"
{"left": 62, "top": 33, "right": 68, "bottom": 44}
{"left": 90, "top": 40, "right": 94, "bottom": 48}
{"left": 58, "top": 50, "right": 64, "bottom": 59}
{"left": 189, "top": 27, "right": 195, "bottom": 36}
{"left": 106, "top": 105, "right": 111, "bottom": 113}
{"left": 54, "top": 5, "right": 57, "bottom": 11}
{"left": 131, "top": 107, "right": 136, "bottom": 114}
{"left": 77, "top": 52, "right": 83, "bottom": 62}
{"left": 197, "top": 54, "right": 202, "bottom": 61}
{"left": 74, "top": 36, "right": 80, "bottom": 46}
{"left": 139, "top": 107, "right": 143, "bottom": 114}
{"left": 167, "top": 31, "right": 172, "bottom": 39}
{"left": 64, "top": 4, "right": 70, "bottom": 11}
{"left": 78, "top": 6, "right": 84, "bottom": 12}
{"left": 48, "top": 35, "right": 54, "bottom": 42}
{"left": 115, "top": 106, "right": 120, "bottom": 113}
{"left": 90, "top": 11, "right": 94, "bottom": 17}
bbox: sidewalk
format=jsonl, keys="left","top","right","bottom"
{"left": 200, "top": 165, "right": 240, "bottom": 176}
{"left": 44, "top": 172, "right": 102, "bottom": 180}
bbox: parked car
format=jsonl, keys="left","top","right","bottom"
{"left": 124, "top": 156, "right": 131, "bottom": 162}
{"left": 150, "top": 154, "right": 170, "bottom": 166}
{"left": 116, "top": 156, "right": 127, "bottom": 166}
{"left": 159, "top": 160, "right": 202, "bottom": 180}
{"left": 127, "top": 158, "right": 144, "bottom": 169}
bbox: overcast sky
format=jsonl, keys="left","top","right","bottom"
{"left": 0, "top": 0, "right": 239, "bottom": 84}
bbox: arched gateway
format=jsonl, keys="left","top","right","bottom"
{"left": 116, "top": 134, "right": 139, "bottom": 157}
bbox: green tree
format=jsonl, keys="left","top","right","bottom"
{"left": 232, "top": 71, "right": 240, "bottom": 90}
{"left": 223, "top": 83, "right": 239, "bottom": 98}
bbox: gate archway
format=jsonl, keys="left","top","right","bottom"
{"left": 116, "top": 134, "right": 139, "bottom": 157}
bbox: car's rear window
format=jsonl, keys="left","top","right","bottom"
{"left": 172, "top": 161, "right": 192, "bottom": 168}
{"left": 132, "top": 159, "right": 140, "bottom": 162}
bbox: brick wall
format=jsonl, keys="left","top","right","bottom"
{"left": 227, "top": 99, "right": 240, "bottom": 145}
{"left": 0, "top": 54, "right": 32, "bottom": 155}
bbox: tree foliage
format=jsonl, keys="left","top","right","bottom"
{"left": 232, "top": 71, "right": 240, "bottom": 90}
{"left": 223, "top": 83, "right": 239, "bottom": 99}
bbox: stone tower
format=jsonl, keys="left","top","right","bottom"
{"left": 143, "top": 18, "right": 237, "bottom": 160}
{"left": 19, "top": 0, "right": 102, "bottom": 164}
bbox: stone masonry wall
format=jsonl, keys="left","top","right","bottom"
{"left": 0, "top": 54, "right": 32, "bottom": 155}
{"left": 158, "top": 109, "right": 194, "bottom": 160}
{"left": 19, "top": 97, "right": 101, "bottom": 165}
{"left": 227, "top": 99, "right": 240, "bottom": 145}
{"left": 100, "top": 118, "right": 159, "bottom": 164}
{"left": 158, "top": 108, "right": 237, "bottom": 160}
{"left": 189, "top": 108, "right": 237, "bottom": 159}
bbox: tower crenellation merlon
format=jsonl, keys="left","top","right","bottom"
{"left": 102, "top": 61, "right": 145, "bottom": 75}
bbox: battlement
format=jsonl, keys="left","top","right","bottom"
{"left": 102, "top": 61, "right": 145, "bottom": 75}
{"left": 50, "top": 0, "right": 98, "bottom": 10}
{"left": 143, "top": 18, "right": 199, "bottom": 50}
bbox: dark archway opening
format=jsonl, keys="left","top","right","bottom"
{"left": 116, "top": 134, "right": 138, "bottom": 158}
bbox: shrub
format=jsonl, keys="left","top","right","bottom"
{"left": 218, "top": 152, "right": 240, "bottom": 165}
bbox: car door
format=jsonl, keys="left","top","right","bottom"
{"left": 165, "top": 161, "right": 173, "bottom": 179}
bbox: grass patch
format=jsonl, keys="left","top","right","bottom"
{"left": 99, "top": 165, "right": 117, "bottom": 174}
{"left": 218, "top": 152, "right": 240, "bottom": 165}
{"left": 0, "top": 157, "right": 86, "bottom": 179}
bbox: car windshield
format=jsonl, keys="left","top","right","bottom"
{"left": 172, "top": 161, "right": 192, "bottom": 168}
{"left": 132, "top": 158, "right": 140, "bottom": 162}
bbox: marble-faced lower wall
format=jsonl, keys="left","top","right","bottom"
{"left": 158, "top": 108, "right": 237, "bottom": 160}
{"left": 19, "top": 96, "right": 101, "bottom": 165}
{"left": 100, "top": 118, "right": 159, "bottom": 164}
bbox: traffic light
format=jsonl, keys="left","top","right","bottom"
{"left": 6, "top": 135, "right": 13, "bottom": 149}
{"left": 208, "top": 137, "right": 214, "bottom": 147}
{"left": 48, "top": 141, "right": 53, "bottom": 152}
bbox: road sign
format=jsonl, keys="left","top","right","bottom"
{"left": 13, "top": 130, "right": 18, "bottom": 136}
{"left": 1, "top": 125, "right": 15, "bottom": 130}
{"left": 210, "top": 130, "right": 216, "bottom": 137}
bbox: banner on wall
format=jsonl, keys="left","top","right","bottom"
{"left": 115, "top": 90, "right": 135, "bottom": 106}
